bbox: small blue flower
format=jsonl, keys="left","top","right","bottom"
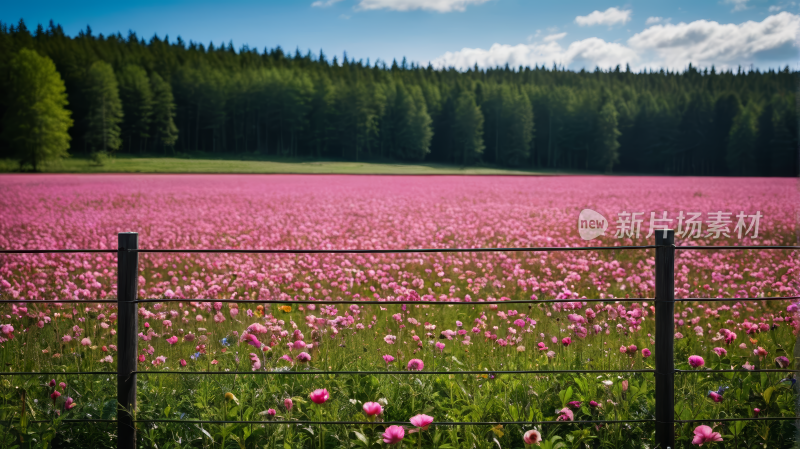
{"left": 716, "top": 386, "right": 729, "bottom": 395}
{"left": 221, "top": 338, "right": 230, "bottom": 347}
{"left": 191, "top": 352, "right": 201, "bottom": 360}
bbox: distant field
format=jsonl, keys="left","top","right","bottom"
{"left": 0, "top": 155, "right": 574, "bottom": 175}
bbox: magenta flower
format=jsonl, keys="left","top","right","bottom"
{"left": 642, "top": 348, "right": 651, "bottom": 358}
{"left": 691, "top": 425, "right": 722, "bottom": 445}
{"left": 362, "top": 401, "right": 383, "bottom": 416}
{"left": 267, "top": 408, "right": 276, "bottom": 417}
{"left": 166, "top": 335, "right": 178, "bottom": 345}
{"left": 407, "top": 358, "right": 424, "bottom": 371}
{"left": 713, "top": 347, "right": 727, "bottom": 357}
{"left": 707, "top": 391, "right": 723, "bottom": 403}
{"left": 180, "top": 359, "right": 187, "bottom": 367}
{"left": 64, "top": 397, "right": 76, "bottom": 410}
{"left": 285, "top": 398, "right": 293, "bottom": 411}
{"left": 688, "top": 355, "right": 705, "bottom": 368}
{"left": 589, "top": 400, "right": 600, "bottom": 407}
{"left": 49, "top": 379, "right": 56, "bottom": 387}
{"left": 568, "top": 401, "right": 581, "bottom": 409}
{"left": 753, "top": 408, "right": 760, "bottom": 417}
{"left": 523, "top": 429, "right": 542, "bottom": 445}
{"left": 561, "top": 337, "right": 571, "bottom": 347}
{"left": 410, "top": 414, "right": 434, "bottom": 430}
{"left": 50, "top": 390, "right": 61, "bottom": 403}
{"left": 309, "top": 388, "right": 329, "bottom": 404}
{"left": 382, "top": 425, "right": 405, "bottom": 445}
{"left": 435, "top": 342, "right": 445, "bottom": 352}
{"left": 383, "top": 354, "right": 395, "bottom": 364}
{"left": 296, "top": 352, "right": 311, "bottom": 363}
{"left": 244, "top": 333, "right": 262, "bottom": 349}
{"left": 774, "top": 356, "right": 790, "bottom": 368}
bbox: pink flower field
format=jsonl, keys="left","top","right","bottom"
{"left": 0, "top": 174, "right": 797, "bottom": 449}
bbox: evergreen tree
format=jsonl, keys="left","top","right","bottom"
{"left": 1, "top": 48, "right": 72, "bottom": 170}
{"left": 150, "top": 72, "right": 178, "bottom": 153}
{"left": 726, "top": 102, "right": 759, "bottom": 175}
{"left": 118, "top": 64, "right": 153, "bottom": 154}
{"left": 595, "top": 101, "right": 621, "bottom": 173}
{"left": 84, "top": 61, "right": 123, "bottom": 156}
{"left": 452, "top": 90, "right": 484, "bottom": 165}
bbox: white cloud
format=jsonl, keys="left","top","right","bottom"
{"left": 543, "top": 32, "right": 567, "bottom": 42}
{"left": 628, "top": 12, "right": 800, "bottom": 69}
{"left": 575, "top": 7, "right": 632, "bottom": 27}
{"left": 311, "top": 0, "right": 343, "bottom": 7}
{"left": 431, "top": 12, "right": 800, "bottom": 71}
{"left": 356, "top": 0, "right": 490, "bottom": 12}
{"left": 432, "top": 38, "right": 638, "bottom": 71}
{"left": 645, "top": 16, "right": 663, "bottom": 25}
{"left": 723, "top": 0, "right": 749, "bottom": 12}
{"left": 768, "top": 5, "right": 782, "bottom": 12}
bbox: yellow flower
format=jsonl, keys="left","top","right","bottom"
{"left": 280, "top": 306, "right": 292, "bottom": 313}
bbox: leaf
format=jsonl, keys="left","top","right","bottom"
{"left": 353, "top": 431, "right": 369, "bottom": 446}
{"left": 196, "top": 425, "right": 213, "bottom": 440}
{"left": 763, "top": 386, "right": 774, "bottom": 405}
{"left": 163, "top": 405, "right": 171, "bottom": 418}
{"left": 491, "top": 425, "right": 504, "bottom": 438}
{"left": 101, "top": 400, "right": 117, "bottom": 420}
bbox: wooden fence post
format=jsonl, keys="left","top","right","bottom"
{"left": 654, "top": 229, "right": 675, "bottom": 448}
{"left": 117, "top": 233, "right": 138, "bottom": 449}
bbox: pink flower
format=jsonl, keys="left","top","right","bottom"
{"left": 49, "top": 379, "right": 56, "bottom": 387}
{"left": 561, "top": 337, "right": 571, "bottom": 346}
{"left": 180, "top": 359, "right": 187, "bottom": 367}
{"left": 61, "top": 335, "right": 72, "bottom": 343}
{"left": 557, "top": 407, "right": 574, "bottom": 421}
{"left": 568, "top": 401, "right": 581, "bottom": 409}
{"left": 363, "top": 401, "right": 383, "bottom": 416}
{"left": 407, "top": 359, "right": 424, "bottom": 371}
{"left": 249, "top": 353, "right": 262, "bottom": 370}
{"left": 753, "top": 347, "right": 768, "bottom": 358}
{"left": 410, "top": 414, "right": 434, "bottom": 430}
{"left": 59, "top": 382, "right": 66, "bottom": 391}
{"left": 382, "top": 425, "right": 405, "bottom": 445}
{"left": 80, "top": 338, "right": 91, "bottom": 346}
{"left": 284, "top": 398, "right": 293, "bottom": 410}
{"left": 688, "top": 355, "right": 705, "bottom": 368}
{"left": 708, "top": 391, "right": 723, "bottom": 402}
{"left": 152, "top": 355, "right": 167, "bottom": 366}
{"left": 138, "top": 354, "right": 146, "bottom": 363}
{"left": 641, "top": 348, "right": 651, "bottom": 358}
{"left": 713, "top": 347, "right": 727, "bottom": 357}
{"left": 383, "top": 354, "right": 395, "bottom": 364}
{"left": 384, "top": 335, "right": 397, "bottom": 344}
{"left": 742, "top": 361, "right": 755, "bottom": 371}
{"left": 589, "top": 400, "right": 599, "bottom": 407}
{"left": 211, "top": 360, "right": 218, "bottom": 365}
{"left": 537, "top": 342, "right": 548, "bottom": 351}
{"left": 50, "top": 390, "right": 61, "bottom": 403}
{"left": 166, "top": 335, "right": 178, "bottom": 345}
{"left": 296, "top": 352, "right": 311, "bottom": 363}
{"left": 267, "top": 408, "right": 276, "bottom": 417}
{"left": 753, "top": 408, "right": 760, "bottom": 416}
{"left": 691, "top": 425, "right": 722, "bottom": 446}
{"left": 64, "top": 397, "right": 76, "bottom": 410}
{"left": 435, "top": 342, "right": 445, "bottom": 352}
{"left": 292, "top": 340, "right": 307, "bottom": 350}
{"left": 523, "top": 429, "right": 542, "bottom": 445}
{"left": 309, "top": 388, "right": 329, "bottom": 404}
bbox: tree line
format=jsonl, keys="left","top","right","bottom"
{"left": 0, "top": 19, "right": 797, "bottom": 176}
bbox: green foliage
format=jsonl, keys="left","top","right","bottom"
{"left": 0, "top": 20, "right": 796, "bottom": 175}
{"left": 726, "top": 102, "right": 759, "bottom": 175}
{"left": 84, "top": 61, "right": 123, "bottom": 156}
{"left": 1, "top": 48, "right": 72, "bottom": 171}
{"left": 118, "top": 64, "right": 153, "bottom": 154}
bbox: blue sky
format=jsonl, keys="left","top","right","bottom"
{"left": 3, "top": 0, "right": 798, "bottom": 71}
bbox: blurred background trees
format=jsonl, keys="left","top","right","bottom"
{"left": 0, "top": 19, "right": 796, "bottom": 175}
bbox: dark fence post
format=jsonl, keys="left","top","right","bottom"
{"left": 654, "top": 229, "right": 675, "bottom": 448}
{"left": 117, "top": 233, "right": 138, "bottom": 449}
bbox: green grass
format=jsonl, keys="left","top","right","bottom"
{"left": 0, "top": 155, "right": 583, "bottom": 175}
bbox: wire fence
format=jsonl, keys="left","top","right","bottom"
{"left": 0, "top": 233, "right": 797, "bottom": 449}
